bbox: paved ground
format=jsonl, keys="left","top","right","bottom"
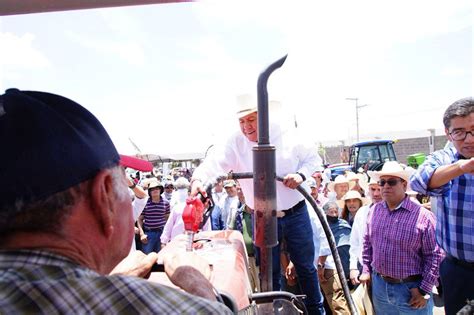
{"left": 433, "top": 305, "right": 445, "bottom": 315}
{"left": 433, "top": 292, "right": 445, "bottom": 315}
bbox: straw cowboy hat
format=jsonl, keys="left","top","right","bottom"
{"left": 223, "top": 179, "right": 237, "bottom": 188}
{"left": 141, "top": 177, "right": 158, "bottom": 189}
{"left": 236, "top": 93, "right": 281, "bottom": 119}
{"left": 342, "top": 190, "right": 368, "bottom": 205}
{"left": 367, "top": 161, "right": 412, "bottom": 182}
{"left": 148, "top": 180, "right": 164, "bottom": 190}
{"left": 328, "top": 174, "right": 356, "bottom": 192}
{"left": 236, "top": 94, "right": 257, "bottom": 119}
{"left": 346, "top": 171, "right": 368, "bottom": 190}
{"left": 345, "top": 171, "right": 366, "bottom": 183}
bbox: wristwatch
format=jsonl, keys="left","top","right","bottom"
{"left": 317, "top": 263, "right": 324, "bottom": 269}
{"left": 296, "top": 172, "right": 306, "bottom": 181}
{"left": 418, "top": 288, "right": 430, "bottom": 300}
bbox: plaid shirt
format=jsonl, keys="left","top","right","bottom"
{"left": 0, "top": 250, "right": 231, "bottom": 314}
{"left": 362, "top": 197, "right": 443, "bottom": 293}
{"left": 410, "top": 146, "right": 474, "bottom": 262}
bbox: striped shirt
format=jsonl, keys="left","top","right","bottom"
{"left": 0, "top": 250, "right": 231, "bottom": 314}
{"left": 410, "top": 146, "right": 474, "bottom": 262}
{"left": 362, "top": 196, "right": 443, "bottom": 293}
{"left": 142, "top": 198, "right": 170, "bottom": 229}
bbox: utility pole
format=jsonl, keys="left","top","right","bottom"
{"left": 345, "top": 98, "right": 368, "bottom": 142}
{"left": 428, "top": 128, "right": 436, "bottom": 153}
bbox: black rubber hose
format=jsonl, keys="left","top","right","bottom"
{"left": 203, "top": 172, "right": 358, "bottom": 315}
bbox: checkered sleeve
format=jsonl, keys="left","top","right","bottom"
{"left": 419, "top": 210, "right": 443, "bottom": 293}
{"left": 410, "top": 150, "right": 452, "bottom": 196}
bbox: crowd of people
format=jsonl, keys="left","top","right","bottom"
{"left": 125, "top": 95, "right": 473, "bottom": 315}
{"left": 0, "top": 88, "right": 472, "bottom": 315}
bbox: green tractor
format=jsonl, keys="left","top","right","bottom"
{"left": 407, "top": 153, "right": 426, "bottom": 169}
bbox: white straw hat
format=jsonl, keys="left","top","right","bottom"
{"left": 236, "top": 94, "right": 257, "bottom": 119}
{"left": 342, "top": 190, "right": 368, "bottom": 205}
{"left": 328, "top": 175, "right": 356, "bottom": 192}
{"left": 367, "top": 161, "right": 412, "bottom": 182}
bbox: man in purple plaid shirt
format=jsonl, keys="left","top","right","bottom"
{"left": 359, "top": 161, "right": 443, "bottom": 314}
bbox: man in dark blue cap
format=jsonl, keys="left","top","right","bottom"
{"left": 0, "top": 88, "right": 231, "bottom": 314}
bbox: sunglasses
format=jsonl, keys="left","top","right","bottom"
{"left": 378, "top": 179, "right": 403, "bottom": 187}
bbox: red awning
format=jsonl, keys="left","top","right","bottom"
{"left": 119, "top": 154, "right": 153, "bottom": 172}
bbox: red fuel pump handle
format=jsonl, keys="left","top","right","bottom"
{"left": 182, "top": 195, "right": 206, "bottom": 233}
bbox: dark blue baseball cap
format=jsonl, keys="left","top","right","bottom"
{"left": 0, "top": 88, "right": 120, "bottom": 209}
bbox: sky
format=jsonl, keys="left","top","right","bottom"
{"left": 1, "top": 0, "right": 472, "bottom": 156}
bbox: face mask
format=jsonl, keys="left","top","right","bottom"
{"left": 326, "top": 215, "right": 338, "bottom": 223}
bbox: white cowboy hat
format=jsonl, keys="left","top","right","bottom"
{"left": 236, "top": 94, "right": 257, "bottom": 119}
{"left": 328, "top": 174, "right": 356, "bottom": 192}
{"left": 367, "top": 161, "right": 412, "bottom": 182}
{"left": 236, "top": 93, "right": 281, "bottom": 119}
{"left": 141, "top": 177, "right": 158, "bottom": 189}
{"left": 346, "top": 171, "right": 368, "bottom": 189}
{"left": 341, "top": 190, "right": 369, "bottom": 205}
{"left": 223, "top": 179, "right": 237, "bottom": 188}
{"left": 174, "top": 176, "right": 190, "bottom": 189}
{"left": 345, "top": 171, "right": 365, "bottom": 182}
{"left": 148, "top": 180, "right": 164, "bottom": 190}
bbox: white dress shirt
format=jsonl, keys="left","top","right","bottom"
{"left": 212, "top": 190, "right": 227, "bottom": 208}
{"left": 192, "top": 124, "right": 322, "bottom": 210}
{"left": 349, "top": 204, "right": 373, "bottom": 270}
{"left": 307, "top": 201, "right": 331, "bottom": 267}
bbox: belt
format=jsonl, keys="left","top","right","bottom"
{"left": 144, "top": 227, "right": 162, "bottom": 232}
{"left": 446, "top": 253, "right": 474, "bottom": 270}
{"left": 276, "top": 200, "right": 305, "bottom": 218}
{"left": 375, "top": 271, "right": 422, "bottom": 284}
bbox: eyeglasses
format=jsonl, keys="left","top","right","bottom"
{"left": 378, "top": 179, "right": 403, "bottom": 187}
{"left": 449, "top": 130, "right": 474, "bottom": 141}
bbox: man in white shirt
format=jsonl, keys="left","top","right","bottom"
{"left": 211, "top": 179, "right": 227, "bottom": 208}
{"left": 221, "top": 180, "right": 240, "bottom": 229}
{"left": 191, "top": 94, "right": 325, "bottom": 314}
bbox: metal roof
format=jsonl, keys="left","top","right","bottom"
{"left": 0, "top": 0, "right": 189, "bottom": 16}
{"left": 353, "top": 139, "right": 394, "bottom": 147}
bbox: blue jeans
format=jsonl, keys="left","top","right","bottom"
{"left": 271, "top": 203, "right": 325, "bottom": 315}
{"left": 142, "top": 229, "right": 162, "bottom": 254}
{"left": 440, "top": 255, "right": 474, "bottom": 315}
{"left": 210, "top": 206, "right": 224, "bottom": 230}
{"left": 372, "top": 272, "right": 433, "bottom": 314}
